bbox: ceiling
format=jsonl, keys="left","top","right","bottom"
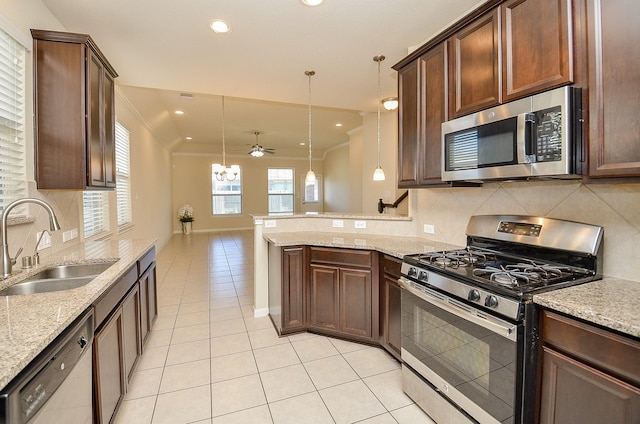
{"left": 41, "top": 0, "right": 486, "bottom": 156}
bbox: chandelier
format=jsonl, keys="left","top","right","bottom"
{"left": 212, "top": 95, "right": 239, "bottom": 181}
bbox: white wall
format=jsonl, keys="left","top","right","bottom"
{"left": 323, "top": 144, "right": 350, "bottom": 212}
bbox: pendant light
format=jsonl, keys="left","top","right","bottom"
{"left": 305, "top": 70, "right": 316, "bottom": 183}
{"left": 212, "top": 96, "right": 239, "bottom": 181}
{"left": 372, "top": 55, "right": 386, "bottom": 181}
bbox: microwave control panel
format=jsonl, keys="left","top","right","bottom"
{"left": 535, "top": 106, "right": 562, "bottom": 162}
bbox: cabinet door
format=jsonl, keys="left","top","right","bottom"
{"left": 449, "top": 8, "right": 501, "bottom": 117}
{"left": 103, "top": 71, "right": 116, "bottom": 187}
{"left": 586, "top": 0, "right": 640, "bottom": 178}
{"left": 94, "top": 311, "right": 124, "bottom": 424}
{"left": 88, "top": 51, "right": 107, "bottom": 187}
{"left": 397, "top": 60, "right": 420, "bottom": 187}
{"left": 282, "top": 247, "right": 305, "bottom": 333}
{"left": 339, "top": 268, "right": 372, "bottom": 339}
{"left": 121, "top": 285, "right": 141, "bottom": 384}
{"left": 381, "top": 274, "right": 402, "bottom": 358}
{"left": 539, "top": 347, "right": 640, "bottom": 424}
{"left": 139, "top": 263, "right": 158, "bottom": 346}
{"left": 308, "top": 265, "right": 340, "bottom": 332}
{"left": 502, "top": 0, "right": 573, "bottom": 101}
{"left": 418, "top": 43, "right": 449, "bottom": 185}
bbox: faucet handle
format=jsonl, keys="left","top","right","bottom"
{"left": 11, "top": 247, "right": 23, "bottom": 266}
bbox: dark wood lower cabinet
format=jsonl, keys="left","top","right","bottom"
{"left": 93, "top": 248, "right": 157, "bottom": 424}
{"left": 539, "top": 347, "right": 640, "bottom": 424}
{"left": 94, "top": 308, "right": 125, "bottom": 424}
{"left": 308, "top": 264, "right": 340, "bottom": 333}
{"left": 282, "top": 247, "right": 305, "bottom": 333}
{"left": 138, "top": 262, "right": 157, "bottom": 346}
{"left": 307, "top": 248, "right": 378, "bottom": 343}
{"left": 539, "top": 310, "right": 640, "bottom": 424}
{"left": 380, "top": 255, "right": 402, "bottom": 359}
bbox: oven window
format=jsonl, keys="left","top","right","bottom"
{"left": 402, "top": 290, "right": 518, "bottom": 423}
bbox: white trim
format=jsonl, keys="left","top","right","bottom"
{"left": 253, "top": 307, "right": 269, "bottom": 318}
{"left": 0, "top": 12, "right": 31, "bottom": 49}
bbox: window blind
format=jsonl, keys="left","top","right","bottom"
{"left": 83, "top": 191, "right": 110, "bottom": 238}
{"left": 115, "top": 122, "right": 132, "bottom": 227}
{"left": 0, "top": 28, "right": 26, "bottom": 214}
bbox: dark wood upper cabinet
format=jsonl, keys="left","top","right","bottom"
{"left": 397, "top": 43, "right": 450, "bottom": 188}
{"left": 584, "top": 0, "right": 640, "bottom": 178}
{"left": 449, "top": 8, "right": 501, "bottom": 118}
{"left": 32, "top": 29, "right": 118, "bottom": 190}
{"left": 502, "top": 0, "right": 573, "bottom": 101}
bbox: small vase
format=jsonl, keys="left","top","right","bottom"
{"left": 182, "top": 221, "right": 192, "bottom": 235}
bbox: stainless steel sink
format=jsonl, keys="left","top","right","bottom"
{"left": 0, "top": 261, "right": 117, "bottom": 296}
{"left": 27, "top": 262, "right": 116, "bottom": 281}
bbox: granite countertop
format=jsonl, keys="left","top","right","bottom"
{"left": 0, "top": 239, "right": 155, "bottom": 391}
{"left": 534, "top": 277, "right": 640, "bottom": 339}
{"left": 263, "top": 231, "right": 461, "bottom": 259}
{"left": 253, "top": 213, "right": 412, "bottom": 222}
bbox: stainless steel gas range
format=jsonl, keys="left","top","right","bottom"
{"left": 399, "top": 215, "right": 603, "bottom": 424}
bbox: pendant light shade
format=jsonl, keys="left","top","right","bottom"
{"left": 212, "top": 96, "right": 239, "bottom": 181}
{"left": 373, "top": 55, "right": 386, "bottom": 181}
{"left": 305, "top": 70, "right": 316, "bottom": 183}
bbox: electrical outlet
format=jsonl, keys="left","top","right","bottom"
{"left": 264, "top": 220, "right": 277, "bottom": 228}
{"left": 424, "top": 224, "right": 435, "bottom": 234}
{"left": 332, "top": 220, "right": 344, "bottom": 228}
{"left": 71, "top": 228, "right": 78, "bottom": 239}
{"left": 36, "top": 231, "right": 52, "bottom": 250}
{"left": 354, "top": 220, "right": 367, "bottom": 229}
{"left": 63, "top": 228, "right": 79, "bottom": 242}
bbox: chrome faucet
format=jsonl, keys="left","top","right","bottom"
{"left": 1, "top": 198, "right": 61, "bottom": 279}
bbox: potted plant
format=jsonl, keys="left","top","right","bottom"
{"left": 178, "top": 204, "right": 194, "bottom": 234}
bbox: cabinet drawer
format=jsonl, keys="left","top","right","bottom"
{"left": 310, "top": 247, "right": 372, "bottom": 268}
{"left": 94, "top": 266, "right": 138, "bottom": 329}
{"left": 382, "top": 254, "right": 402, "bottom": 279}
{"left": 137, "top": 246, "right": 156, "bottom": 275}
{"left": 542, "top": 310, "right": 640, "bottom": 386}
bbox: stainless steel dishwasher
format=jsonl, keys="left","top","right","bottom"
{"left": 0, "top": 308, "right": 94, "bottom": 424}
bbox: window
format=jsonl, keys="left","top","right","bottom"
{"left": 304, "top": 178, "right": 319, "bottom": 203}
{"left": 0, "top": 27, "right": 27, "bottom": 214}
{"left": 115, "top": 122, "right": 132, "bottom": 228}
{"left": 268, "top": 168, "right": 294, "bottom": 215}
{"left": 211, "top": 166, "right": 242, "bottom": 215}
{"left": 83, "top": 191, "right": 110, "bottom": 238}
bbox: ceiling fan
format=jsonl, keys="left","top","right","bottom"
{"left": 248, "top": 132, "right": 276, "bottom": 157}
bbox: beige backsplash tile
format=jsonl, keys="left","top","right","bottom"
{"left": 411, "top": 181, "right": 640, "bottom": 282}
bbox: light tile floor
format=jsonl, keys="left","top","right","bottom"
{"left": 114, "top": 231, "right": 435, "bottom": 424}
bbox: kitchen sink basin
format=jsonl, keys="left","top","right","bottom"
{"left": 0, "top": 261, "right": 118, "bottom": 296}
{"left": 26, "top": 262, "right": 116, "bottom": 281}
{"left": 0, "top": 277, "right": 97, "bottom": 296}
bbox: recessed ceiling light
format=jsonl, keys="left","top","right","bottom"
{"left": 299, "top": 142, "right": 306, "bottom": 146}
{"left": 210, "top": 20, "right": 230, "bottom": 33}
{"left": 174, "top": 110, "right": 185, "bottom": 115}
{"left": 301, "top": 0, "right": 324, "bottom": 5}
{"left": 186, "top": 137, "right": 192, "bottom": 141}
{"left": 335, "top": 123, "right": 343, "bottom": 127}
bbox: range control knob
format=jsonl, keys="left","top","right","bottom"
{"left": 467, "top": 289, "right": 481, "bottom": 302}
{"left": 408, "top": 267, "right": 417, "bottom": 277}
{"left": 418, "top": 271, "right": 428, "bottom": 281}
{"left": 484, "top": 295, "right": 499, "bottom": 308}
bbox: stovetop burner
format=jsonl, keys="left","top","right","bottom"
{"left": 404, "top": 247, "right": 595, "bottom": 297}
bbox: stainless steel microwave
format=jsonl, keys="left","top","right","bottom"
{"left": 442, "top": 86, "right": 583, "bottom": 182}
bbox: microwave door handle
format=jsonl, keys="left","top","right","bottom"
{"left": 517, "top": 113, "right": 536, "bottom": 164}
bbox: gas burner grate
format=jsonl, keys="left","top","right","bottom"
{"left": 417, "top": 248, "right": 495, "bottom": 269}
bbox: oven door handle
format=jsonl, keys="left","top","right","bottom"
{"left": 399, "top": 278, "right": 518, "bottom": 342}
